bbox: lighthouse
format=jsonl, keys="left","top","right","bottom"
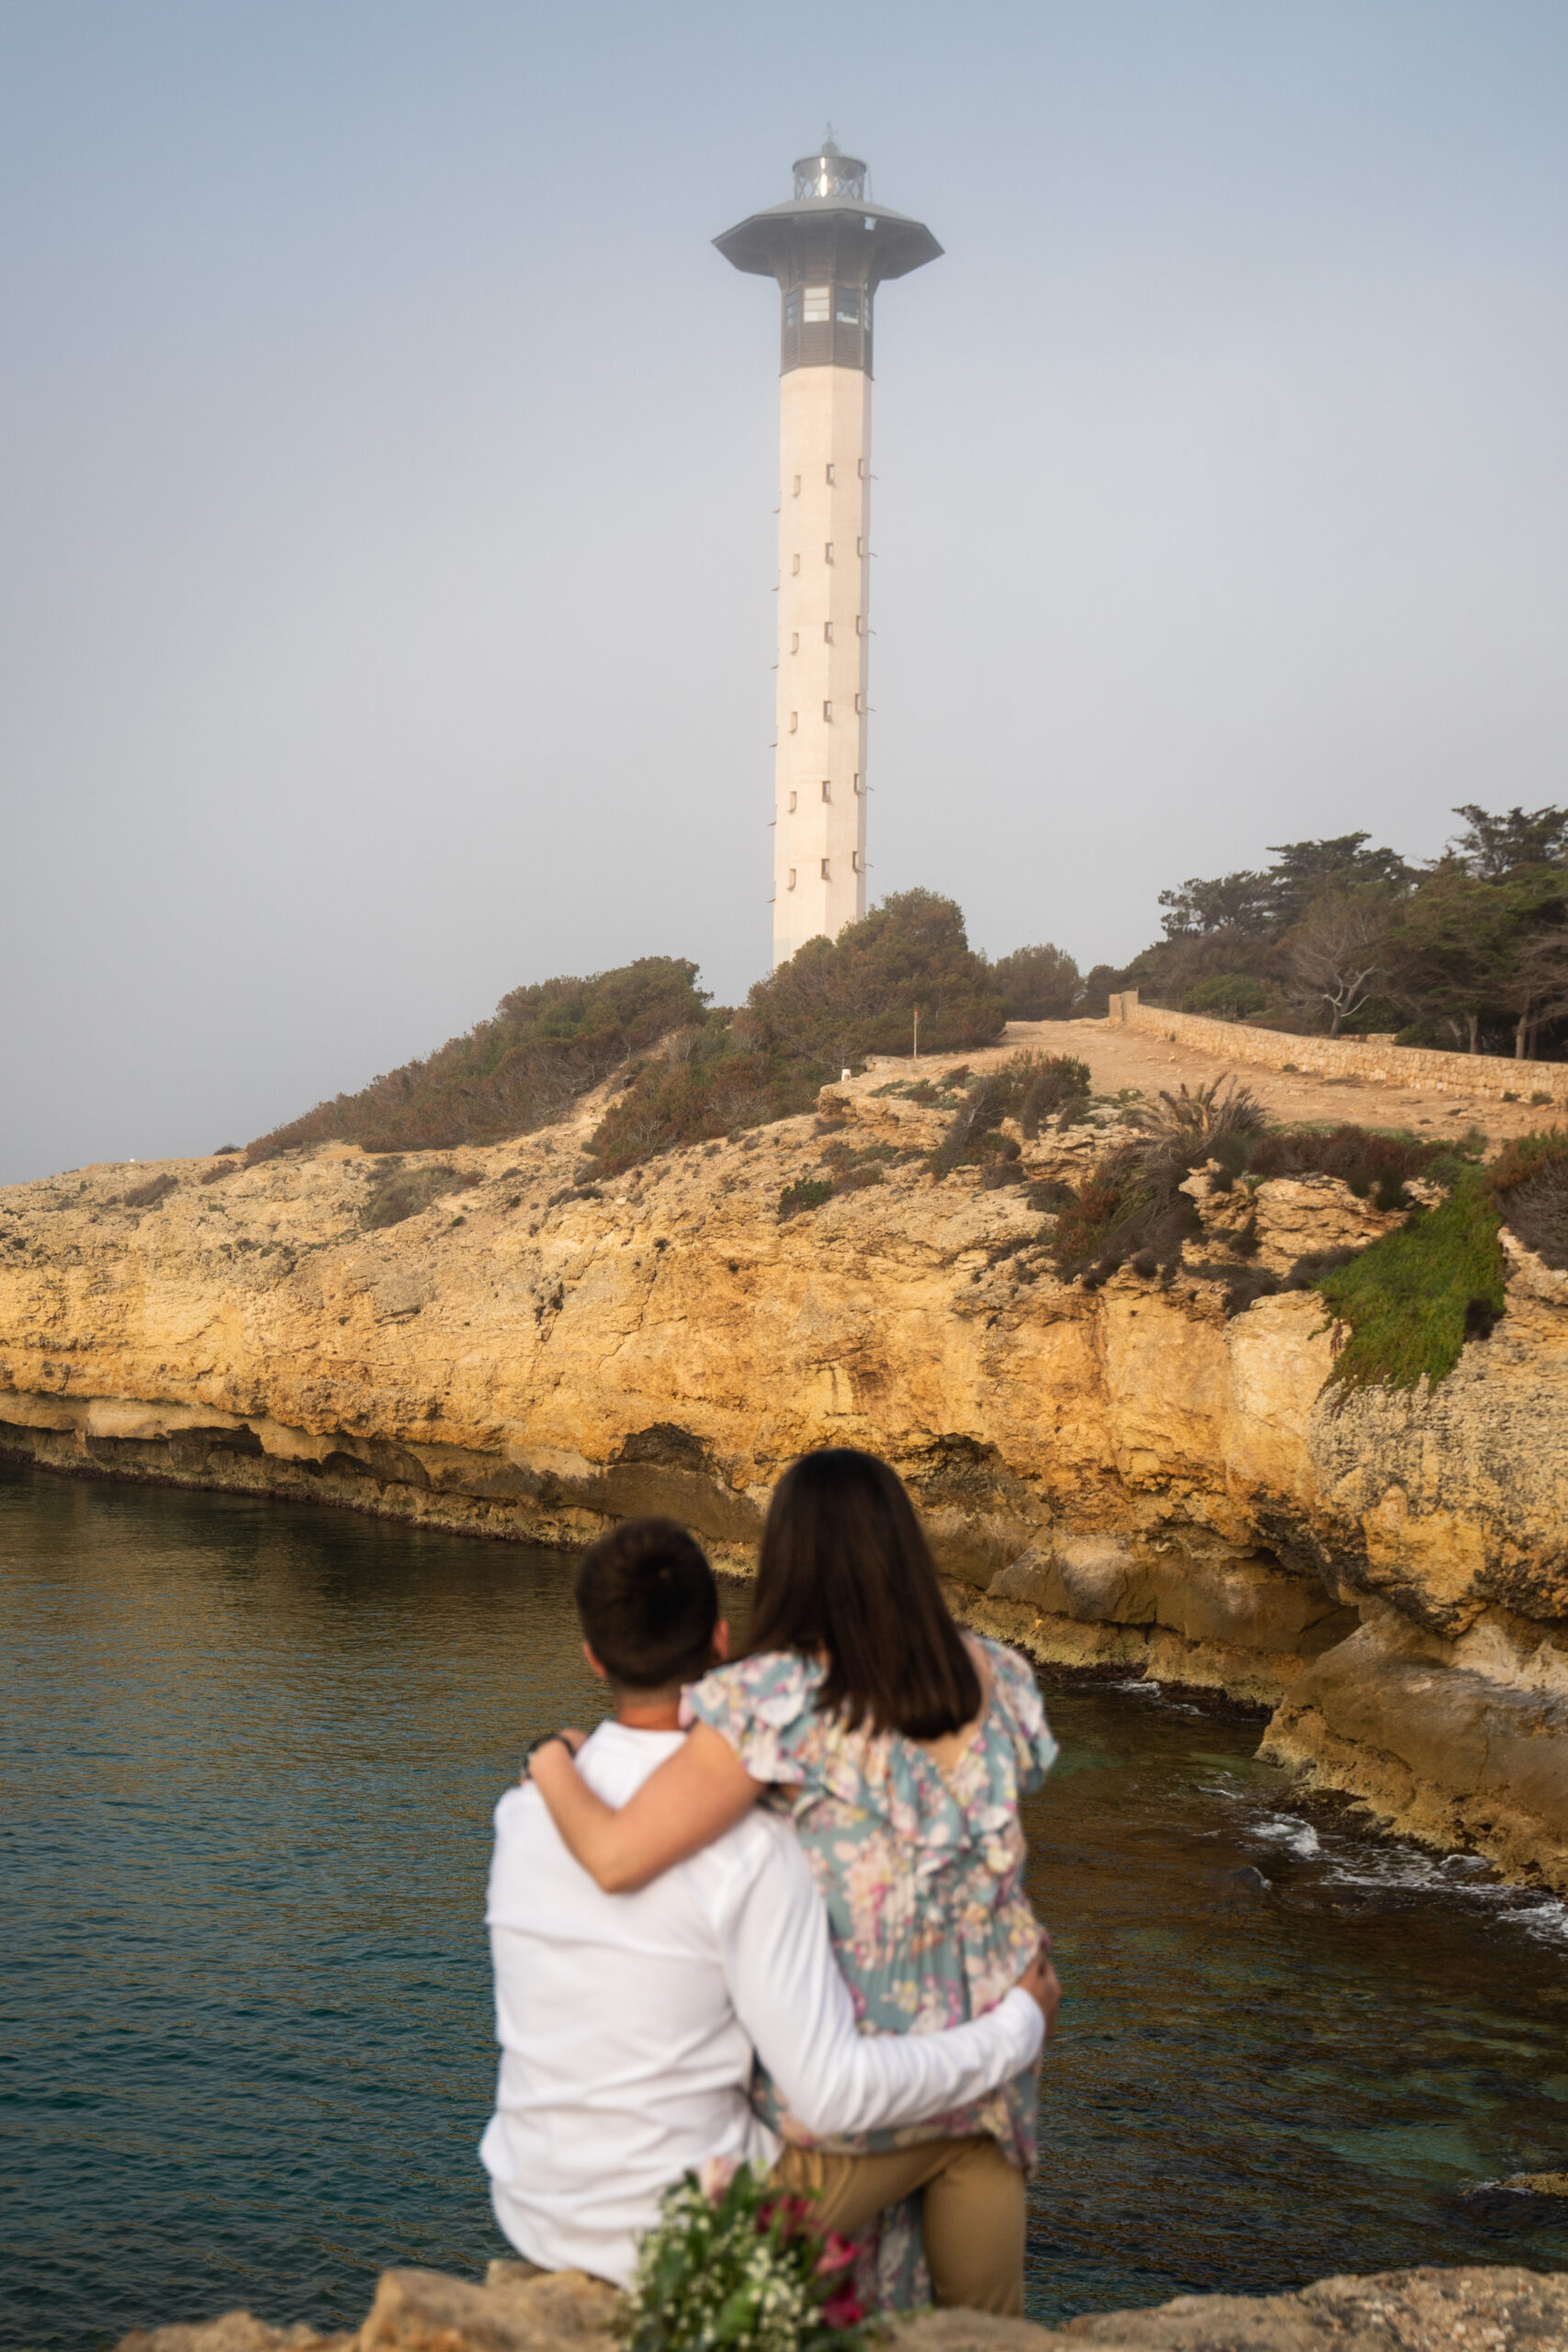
{"left": 716, "top": 141, "right": 941, "bottom": 969}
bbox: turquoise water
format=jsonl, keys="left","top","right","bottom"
{"left": 2, "top": 1455, "right": 1565, "bottom": 2348}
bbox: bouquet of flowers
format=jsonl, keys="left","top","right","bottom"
{"left": 617, "top": 2156, "right": 868, "bottom": 2352}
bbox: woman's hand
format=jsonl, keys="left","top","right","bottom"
{"left": 1014, "top": 1946, "right": 1061, "bottom": 2042}
{"left": 527, "top": 1720, "right": 764, "bottom": 1893}
{"left": 521, "top": 1727, "right": 586, "bottom": 1780}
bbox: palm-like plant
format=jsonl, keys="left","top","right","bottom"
{"left": 1129, "top": 1078, "right": 1267, "bottom": 1152}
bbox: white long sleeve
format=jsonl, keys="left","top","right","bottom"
{"left": 481, "top": 1721, "right": 1043, "bottom": 2287}
{"left": 716, "top": 1826, "right": 1041, "bottom": 2136}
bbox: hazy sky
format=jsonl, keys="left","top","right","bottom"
{"left": 3, "top": 1, "right": 1565, "bottom": 1182}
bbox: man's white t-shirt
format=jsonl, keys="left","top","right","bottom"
{"left": 480, "top": 1720, "right": 1042, "bottom": 2287}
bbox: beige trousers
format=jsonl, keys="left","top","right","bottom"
{"left": 771, "top": 2135, "right": 1026, "bottom": 2316}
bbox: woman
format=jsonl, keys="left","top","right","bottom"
{"left": 528, "top": 1448, "right": 1058, "bottom": 2313}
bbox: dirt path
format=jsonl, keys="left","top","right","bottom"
{"left": 885, "top": 1017, "right": 1559, "bottom": 1152}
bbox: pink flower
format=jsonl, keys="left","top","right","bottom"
{"left": 820, "top": 2286, "right": 863, "bottom": 2328}
{"left": 816, "top": 2234, "right": 857, "bottom": 2277}
{"left": 696, "top": 2154, "right": 738, "bottom": 2203}
{"left": 756, "top": 2191, "right": 812, "bottom": 2237}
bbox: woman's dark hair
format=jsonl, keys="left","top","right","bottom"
{"left": 748, "top": 1450, "right": 981, "bottom": 1739}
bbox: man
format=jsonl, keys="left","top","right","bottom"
{"left": 480, "top": 1517, "right": 1055, "bottom": 2300}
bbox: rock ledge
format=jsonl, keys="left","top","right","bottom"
{"left": 118, "top": 2262, "right": 1568, "bottom": 2352}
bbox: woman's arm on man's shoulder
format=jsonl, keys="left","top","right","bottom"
{"left": 527, "top": 1722, "right": 765, "bottom": 1892}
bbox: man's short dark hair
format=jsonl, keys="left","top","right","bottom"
{"left": 574, "top": 1517, "right": 718, "bottom": 1691}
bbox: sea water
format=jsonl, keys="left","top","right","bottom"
{"left": 2, "top": 1456, "right": 1564, "bottom": 2348}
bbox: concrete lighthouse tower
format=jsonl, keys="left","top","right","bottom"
{"left": 716, "top": 140, "right": 941, "bottom": 968}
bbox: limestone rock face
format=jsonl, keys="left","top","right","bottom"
{"left": 3, "top": 1070, "right": 1566, "bottom": 1888}
{"left": 114, "top": 2266, "right": 1568, "bottom": 2352}
{"left": 359, "top": 2264, "right": 619, "bottom": 2352}
{"left": 118, "top": 2317, "right": 352, "bottom": 2352}
{"left": 1261, "top": 1611, "right": 1568, "bottom": 1891}
{"left": 116, "top": 2264, "right": 618, "bottom": 2352}
{"left": 1043, "top": 2266, "right": 1568, "bottom": 2352}
{"left": 1179, "top": 1167, "right": 1408, "bottom": 1275}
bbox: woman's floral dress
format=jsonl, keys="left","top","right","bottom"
{"left": 682, "top": 1637, "right": 1057, "bottom": 2306}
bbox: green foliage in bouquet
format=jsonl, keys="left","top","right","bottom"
{"left": 618, "top": 2158, "right": 868, "bottom": 2352}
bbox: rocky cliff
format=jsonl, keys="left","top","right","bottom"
{"left": 3, "top": 1054, "right": 1565, "bottom": 1894}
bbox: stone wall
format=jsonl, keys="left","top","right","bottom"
{"left": 1108, "top": 989, "right": 1568, "bottom": 1105}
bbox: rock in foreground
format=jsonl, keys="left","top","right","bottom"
{"left": 117, "top": 2262, "right": 1568, "bottom": 2352}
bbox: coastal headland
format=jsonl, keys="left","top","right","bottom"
{"left": 3, "top": 1017, "right": 1566, "bottom": 1896}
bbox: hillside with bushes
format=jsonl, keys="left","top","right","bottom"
{"left": 245, "top": 958, "right": 709, "bottom": 1161}
{"left": 245, "top": 890, "right": 1047, "bottom": 1170}
{"left": 585, "top": 889, "right": 1010, "bottom": 1175}
{"left": 243, "top": 797, "right": 1568, "bottom": 1175}
{"left": 1089, "top": 802, "right": 1568, "bottom": 1058}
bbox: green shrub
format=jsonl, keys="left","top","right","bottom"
{"left": 779, "top": 1177, "right": 834, "bottom": 1219}
{"left": 1051, "top": 1081, "right": 1268, "bottom": 1272}
{"left": 586, "top": 1019, "right": 803, "bottom": 1177}
{"left": 1179, "top": 972, "right": 1269, "bottom": 1020}
{"left": 360, "top": 1163, "right": 480, "bottom": 1230}
{"left": 748, "top": 889, "right": 1005, "bottom": 1070}
{"left": 1078, "top": 962, "right": 1130, "bottom": 1017}
{"left": 1246, "top": 1123, "right": 1452, "bottom": 1209}
{"left": 586, "top": 891, "right": 1006, "bottom": 1177}
{"left": 1486, "top": 1127, "right": 1568, "bottom": 1269}
{"left": 1018, "top": 1055, "right": 1092, "bottom": 1136}
{"left": 122, "top": 1172, "right": 179, "bottom": 1209}
{"left": 247, "top": 958, "right": 708, "bottom": 1162}
{"left": 930, "top": 1074, "right": 1014, "bottom": 1179}
{"left": 925, "top": 1053, "right": 1090, "bottom": 1180}
{"left": 992, "top": 942, "right": 1081, "bottom": 1021}
{"left": 1316, "top": 1177, "right": 1505, "bottom": 1389}
{"left": 1052, "top": 1163, "right": 1166, "bottom": 1278}
{"left": 1049, "top": 1107, "right": 1476, "bottom": 1295}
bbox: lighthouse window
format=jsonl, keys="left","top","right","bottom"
{"left": 789, "top": 712, "right": 798, "bottom": 732}
{"left": 854, "top": 693, "right": 863, "bottom": 713}
{"left": 825, "top": 463, "right": 835, "bottom": 484}
{"left": 791, "top": 554, "right": 800, "bottom": 575}
{"left": 855, "top": 614, "right": 863, "bottom": 635}
{"left": 820, "top": 859, "right": 831, "bottom": 880}
{"left": 823, "top": 620, "right": 833, "bottom": 643}
{"left": 854, "top": 773, "right": 863, "bottom": 794}
{"left": 788, "top": 868, "right": 797, "bottom": 890}
{"left": 824, "top": 543, "right": 834, "bottom": 563}
{"left": 823, "top": 700, "right": 832, "bottom": 721}
{"left": 785, "top": 291, "right": 801, "bottom": 328}
{"left": 788, "top": 790, "right": 797, "bottom": 811}
{"left": 802, "top": 286, "right": 831, "bottom": 323}
{"left": 790, "top": 632, "right": 798, "bottom": 653}
{"left": 834, "top": 288, "right": 861, "bottom": 324}
{"left": 821, "top": 779, "right": 831, "bottom": 800}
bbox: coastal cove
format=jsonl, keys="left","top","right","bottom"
{"left": 5, "top": 1460, "right": 1567, "bottom": 2352}
{"left": 5, "top": 1029, "right": 1567, "bottom": 1900}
